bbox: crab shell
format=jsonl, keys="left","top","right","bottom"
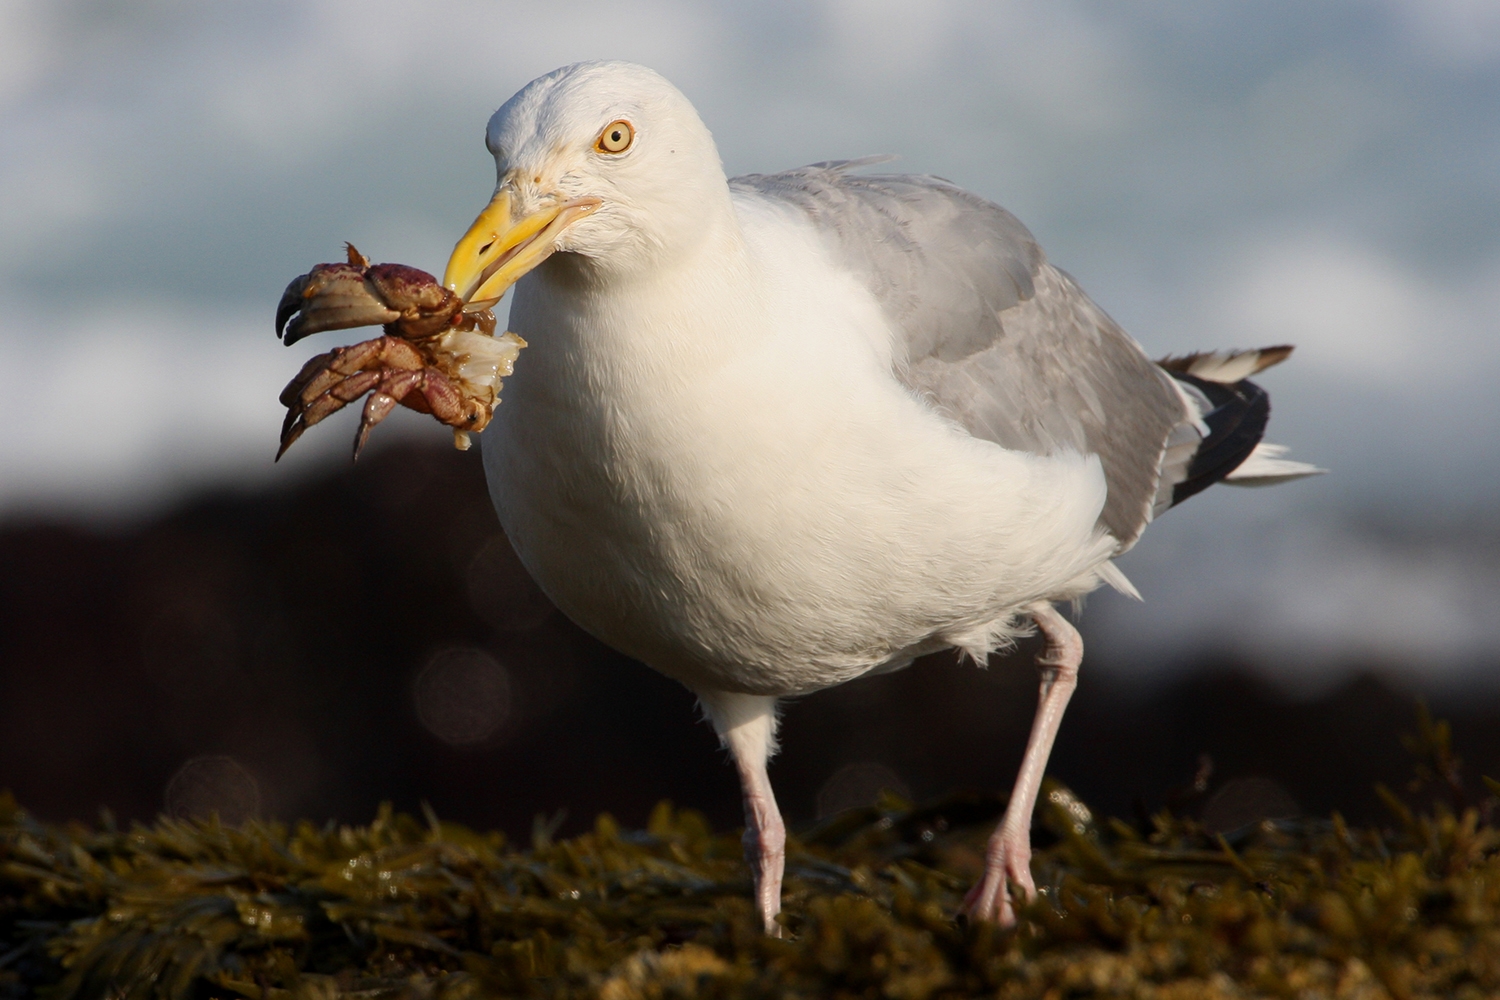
{"left": 274, "top": 246, "right": 521, "bottom": 459}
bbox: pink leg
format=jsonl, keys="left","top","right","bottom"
{"left": 964, "top": 601, "right": 1083, "bottom": 925}
{"left": 698, "top": 690, "right": 786, "bottom": 936}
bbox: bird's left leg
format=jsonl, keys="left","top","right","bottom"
{"left": 964, "top": 601, "right": 1083, "bottom": 926}
{"left": 698, "top": 689, "right": 786, "bottom": 937}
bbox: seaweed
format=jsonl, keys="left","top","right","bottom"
{"left": 3, "top": 709, "right": 1500, "bottom": 999}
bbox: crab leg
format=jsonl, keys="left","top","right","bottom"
{"left": 354, "top": 392, "right": 403, "bottom": 458}
{"left": 280, "top": 337, "right": 425, "bottom": 409}
{"left": 276, "top": 337, "right": 432, "bottom": 459}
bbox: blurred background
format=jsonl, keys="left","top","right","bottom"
{"left": 2, "top": 1, "right": 1498, "bottom": 837}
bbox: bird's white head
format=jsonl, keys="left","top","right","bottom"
{"left": 444, "top": 61, "right": 730, "bottom": 306}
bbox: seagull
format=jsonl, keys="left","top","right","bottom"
{"left": 435, "top": 61, "right": 1322, "bottom": 933}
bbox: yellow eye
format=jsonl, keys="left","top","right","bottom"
{"left": 596, "top": 120, "right": 634, "bottom": 154}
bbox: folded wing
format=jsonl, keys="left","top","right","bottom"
{"left": 734, "top": 162, "right": 1235, "bottom": 552}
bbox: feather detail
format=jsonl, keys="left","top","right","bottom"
{"left": 1157, "top": 345, "right": 1294, "bottom": 383}
{"left": 1224, "top": 442, "right": 1327, "bottom": 486}
{"left": 1095, "top": 560, "right": 1142, "bottom": 601}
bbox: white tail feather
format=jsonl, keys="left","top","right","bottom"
{"left": 1224, "top": 443, "right": 1327, "bottom": 486}
{"left": 1095, "top": 560, "right": 1142, "bottom": 601}
{"left": 1159, "top": 345, "right": 1293, "bottom": 383}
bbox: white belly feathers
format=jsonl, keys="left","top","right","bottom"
{"left": 481, "top": 205, "right": 1114, "bottom": 696}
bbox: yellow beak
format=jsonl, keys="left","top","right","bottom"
{"left": 444, "top": 188, "right": 601, "bottom": 307}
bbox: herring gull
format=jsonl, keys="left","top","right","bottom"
{"left": 432, "top": 61, "right": 1323, "bottom": 932}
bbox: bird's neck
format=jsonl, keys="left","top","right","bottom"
{"left": 519, "top": 205, "right": 765, "bottom": 376}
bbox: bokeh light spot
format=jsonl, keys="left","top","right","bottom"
{"left": 140, "top": 603, "right": 237, "bottom": 700}
{"left": 466, "top": 534, "right": 555, "bottom": 632}
{"left": 816, "top": 761, "right": 911, "bottom": 819}
{"left": 164, "top": 755, "right": 260, "bottom": 824}
{"left": 1201, "top": 776, "right": 1300, "bottom": 834}
{"left": 413, "top": 647, "right": 512, "bottom": 746}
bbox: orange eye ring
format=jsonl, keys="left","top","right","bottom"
{"left": 596, "top": 120, "right": 634, "bottom": 154}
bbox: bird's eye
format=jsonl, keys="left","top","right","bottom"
{"left": 596, "top": 120, "right": 634, "bottom": 154}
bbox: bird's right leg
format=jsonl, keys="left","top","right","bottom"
{"left": 697, "top": 689, "right": 786, "bottom": 937}
{"left": 964, "top": 601, "right": 1083, "bottom": 926}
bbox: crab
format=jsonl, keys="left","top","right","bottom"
{"left": 274, "top": 244, "right": 525, "bottom": 459}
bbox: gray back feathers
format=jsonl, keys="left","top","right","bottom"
{"left": 730, "top": 161, "right": 1189, "bottom": 549}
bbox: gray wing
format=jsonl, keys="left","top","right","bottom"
{"left": 729, "top": 161, "right": 1189, "bottom": 549}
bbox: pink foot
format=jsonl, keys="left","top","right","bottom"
{"left": 962, "top": 602, "right": 1081, "bottom": 926}
{"left": 962, "top": 824, "right": 1036, "bottom": 926}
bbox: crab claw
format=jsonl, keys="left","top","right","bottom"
{"left": 275, "top": 244, "right": 464, "bottom": 345}
{"left": 276, "top": 263, "right": 395, "bottom": 345}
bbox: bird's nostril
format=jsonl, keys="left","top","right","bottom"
{"left": 479, "top": 241, "right": 495, "bottom": 256}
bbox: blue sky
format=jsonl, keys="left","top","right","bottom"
{"left": 2, "top": 0, "right": 1498, "bottom": 685}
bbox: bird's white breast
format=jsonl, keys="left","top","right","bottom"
{"left": 482, "top": 198, "right": 1115, "bottom": 696}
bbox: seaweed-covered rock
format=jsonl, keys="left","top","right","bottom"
{"left": 3, "top": 766, "right": 1500, "bottom": 1000}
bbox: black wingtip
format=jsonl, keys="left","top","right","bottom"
{"left": 1168, "top": 373, "right": 1271, "bottom": 507}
